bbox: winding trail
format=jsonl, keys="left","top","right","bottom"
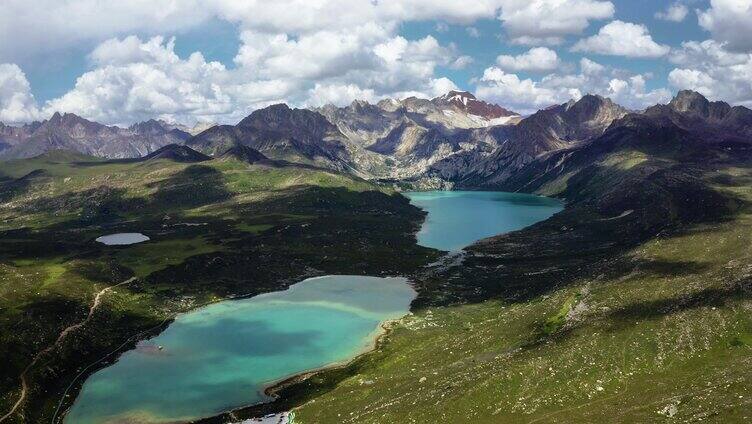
{"left": 0, "top": 277, "right": 136, "bottom": 423}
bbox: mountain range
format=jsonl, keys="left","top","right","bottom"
{"left": 2, "top": 90, "right": 750, "bottom": 192}
{"left": 0, "top": 114, "right": 214, "bottom": 160}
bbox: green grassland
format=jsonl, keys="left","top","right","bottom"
{"left": 0, "top": 152, "right": 436, "bottom": 423}
{"left": 289, "top": 208, "right": 752, "bottom": 423}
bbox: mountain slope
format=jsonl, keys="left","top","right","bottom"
{"left": 430, "top": 94, "right": 629, "bottom": 187}
{"left": 186, "top": 104, "right": 390, "bottom": 177}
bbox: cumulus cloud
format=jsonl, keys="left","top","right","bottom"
{"left": 307, "top": 83, "right": 377, "bottom": 107}
{"left": 0, "top": 0, "right": 621, "bottom": 62}
{"left": 668, "top": 39, "right": 752, "bottom": 107}
{"left": 44, "top": 37, "right": 240, "bottom": 125}
{"left": 0, "top": 64, "right": 42, "bottom": 124}
{"left": 697, "top": 0, "right": 752, "bottom": 52}
{"left": 572, "top": 20, "right": 670, "bottom": 58}
{"left": 0, "top": 0, "right": 505, "bottom": 63}
{"left": 450, "top": 56, "right": 475, "bottom": 70}
{"left": 496, "top": 47, "right": 561, "bottom": 73}
{"left": 0, "top": 0, "right": 211, "bottom": 62}
{"left": 476, "top": 57, "right": 670, "bottom": 114}
{"left": 498, "top": 0, "right": 615, "bottom": 45}
{"left": 0, "top": 0, "right": 705, "bottom": 125}
{"left": 655, "top": 2, "right": 689, "bottom": 22}
{"left": 33, "top": 28, "right": 463, "bottom": 125}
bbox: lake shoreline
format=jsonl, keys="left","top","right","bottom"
{"left": 53, "top": 270, "right": 328, "bottom": 423}
{"left": 62, "top": 276, "right": 415, "bottom": 424}
{"left": 193, "top": 315, "right": 408, "bottom": 424}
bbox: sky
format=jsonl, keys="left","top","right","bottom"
{"left": 1, "top": 0, "right": 751, "bottom": 126}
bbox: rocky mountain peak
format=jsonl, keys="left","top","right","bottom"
{"left": 129, "top": 119, "right": 170, "bottom": 135}
{"left": 669, "top": 90, "right": 711, "bottom": 114}
{"left": 238, "top": 103, "right": 336, "bottom": 135}
{"left": 668, "top": 90, "right": 731, "bottom": 120}
{"left": 564, "top": 94, "right": 627, "bottom": 123}
{"left": 376, "top": 98, "right": 404, "bottom": 112}
{"left": 39, "top": 112, "right": 107, "bottom": 136}
{"left": 435, "top": 90, "right": 477, "bottom": 104}
{"left": 432, "top": 90, "right": 517, "bottom": 120}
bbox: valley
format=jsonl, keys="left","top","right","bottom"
{"left": 1, "top": 89, "right": 751, "bottom": 423}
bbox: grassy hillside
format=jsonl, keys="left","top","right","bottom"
{"left": 0, "top": 151, "right": 436, "bottom": 423}
{"left": 246, "top": 119, "right": 752, "bottom": 423}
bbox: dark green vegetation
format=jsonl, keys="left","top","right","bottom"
{"left": 0, "top": 149, "right": 435, "bottom": 423}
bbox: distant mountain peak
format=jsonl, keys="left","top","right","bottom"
{"left": 435, "top": 90, "right": 477, "bottom": 105}
{"left": 432, "top": 90, "right": 517, "bottom": 119}
{"left": 565, "top": 94, "right": 623, "bottom": 115}
{"left": 668, "top": 90, "right": 722, "bottom": 116}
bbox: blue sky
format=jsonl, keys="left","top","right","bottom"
{"left": 1, "top": 0, "right": 751, "bottom": 125}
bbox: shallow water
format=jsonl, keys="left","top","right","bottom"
{"left": 404, "top": 191, "right": 563, "bottom": 251}
{"left": 95, "top": 233, "right": 150, "bottom": 245}
{"left": 65, "top": 276, "right": 415, "bottom": 423}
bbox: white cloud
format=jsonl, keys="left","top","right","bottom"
{"left": 450, "top": 56, "right": 475, "bottom": 70}
{"left": 34, "top": 28, "right": 463, "bottom": 125}
{"left": 307, "top": 83, "right": 377, "bottom": 107}
{"left": 655, "top": 2, "right": 689, "bottom": 22}
{"left": 0, "top": 64, "right": 42, "bottom": 124}
{"left": 0, "top": 0, "right": 211, "bottom": 62}
{"left": 572, "top": 20, "right": 670, "bottom": 58}
{"left": 44, "top": 37, "right": 241, "bottom": 125}
{"left": 580, "top": 57, "right": 606, "bottom": 75}
{"left": 498, "top": 0, "right": 615, "bottom": 45}
{"left": 477, "top": 68, "right": 566, "bottom": 112}
{"left": 89, "top": 35, "right": 181, "bottom": 66}
{"left": 466, "top": 27, "right": 481, "bottom": 38}
{"left": 234, "top": 25, "right": 385, "bottom": 80}
{"left": 0, "top": 0, "right": 697, "bottom": 125}
{"left": 669, "top": 39, "right": 749, "bottom": 67}
{"left": 668, "top": 39, "right": 752, "bottom": 107}
{"left": 496, "top": 47, "right": 561, "bottom": 72}
{"left": 697, "top": 0, "right": 752, "bottom": 52}
{"left": 0, "top": 0, "right": 508, "bottom": 64}
{"left": 476, "top": 57, "right": 670, "bottom": 114}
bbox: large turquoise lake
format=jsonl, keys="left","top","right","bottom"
{"left": 404, "top": 191, "right": 563, "bottom": 251}
{"left": 65, "top": 276, "right": 415, "bottom": 423}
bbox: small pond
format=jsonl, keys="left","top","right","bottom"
{"left": 95, "top": 233, "right": 150, "bottom": 246}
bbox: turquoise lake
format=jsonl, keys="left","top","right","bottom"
{"left": 65, "top": 276, "right": 416, "bottom": 423}
{"left": 404, "top": 191, "right": 563, "bottom": 251}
